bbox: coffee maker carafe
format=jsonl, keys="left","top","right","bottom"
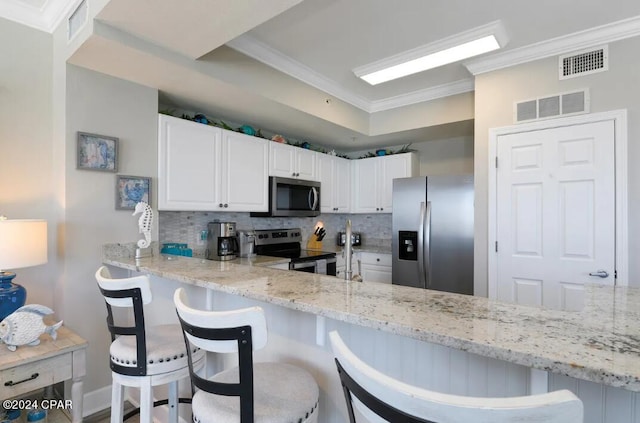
{"left": 206, "top": 222, "right": 238, "bottom": 261}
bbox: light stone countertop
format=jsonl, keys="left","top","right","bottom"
{"left": 103, "top": 248, "right": 640, "bottom": 392}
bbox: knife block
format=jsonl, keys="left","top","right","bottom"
{"left": 306, "top": 236, "right": 323, "bottom": 250}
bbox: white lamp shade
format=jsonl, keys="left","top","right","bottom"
{"left": 0, "top": 219, "right": 48, "bottom": 271}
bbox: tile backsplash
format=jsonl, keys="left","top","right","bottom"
{"left": 159, "top": 211, "right": 392, "bottom": 256}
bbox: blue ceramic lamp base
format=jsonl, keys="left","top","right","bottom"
{"left": 0, "top": 272, "right": 26, "bottom": 321}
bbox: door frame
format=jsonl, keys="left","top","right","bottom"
{"left": 488, "top": 110, "right": 628, "bottom": 298}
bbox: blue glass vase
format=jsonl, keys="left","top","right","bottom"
{"left": 0, "top": 272, "right": 26, "bottom": 321}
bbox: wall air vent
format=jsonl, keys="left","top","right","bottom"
{"left": 68, "top": 0, "right": 88, "bottom": 42}
{"left": 559, "top": 46, "right": 608, "bottom": 80}
{"left": 514, "top": 89, "right": 590, "bottom": 123}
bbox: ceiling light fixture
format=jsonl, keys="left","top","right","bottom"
{"left": 354, "top": 21, "right": 508, "bottom": 85}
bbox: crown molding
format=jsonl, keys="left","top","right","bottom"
{"left": 369, "top": 79, "right": 474, "bottom": 113}
{"left": 228, "top": 34, "right": 475, "bottom": 113}
{"left": 465, "top": 14, "right": 640, "bottom": 75}
{"left": 0, "top": 0, "right": 82, "bottom": 33}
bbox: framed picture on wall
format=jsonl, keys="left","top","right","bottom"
{"left": 77, "top": 132, "right": 118, "bottom": 172}
{"left": 115, "top": 175, "right": 151, "bottom": 210}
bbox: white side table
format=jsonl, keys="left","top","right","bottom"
{"left": 0, "top": 326, "right": 87, "bottom": 423}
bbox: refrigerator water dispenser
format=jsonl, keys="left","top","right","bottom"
{"left": 398, "top": 231, "right": 417, "bottom": 261}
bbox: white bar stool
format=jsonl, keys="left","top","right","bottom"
{"left": 174, "top": 287, "right": 319, "bottom": 423}
{"left": 329, "top": 330, "right": 583, "bottom": 423}
{"left": 95, "top": 266, "right": 204, "bottom": 423}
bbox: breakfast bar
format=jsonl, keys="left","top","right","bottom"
{"left": 103, "top": 246, "right": 640, "bottom": 423}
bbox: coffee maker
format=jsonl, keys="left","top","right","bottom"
{"left": 206, "top": 222, "right": 238, "bottom": 261}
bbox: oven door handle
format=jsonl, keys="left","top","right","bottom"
{"left": 290, "top": 261, "right": 317, "bottom": 271}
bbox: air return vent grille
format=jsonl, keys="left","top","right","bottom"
{"left": 514, "top": 89, "right": 590, "bottom": 123}
{"left": 68, "top": 0, "right": 87, "bottom": 42}
{"left": 559, "top": 46, "right": 608, "bottom": 79}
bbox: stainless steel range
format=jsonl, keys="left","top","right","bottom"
{"left": 254, "top": 228, "right": 337, "bottom": 276}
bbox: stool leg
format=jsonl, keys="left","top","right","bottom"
{"left": 110, "top": 380, "right": 124, "bottom": 423}
{"left": 139, "top": 378, "right": 153, "bottom": 423}
{"left": 168, "top": 380, "right": 179, "bottom": 423}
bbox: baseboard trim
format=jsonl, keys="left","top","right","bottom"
{"left": 82, "top": 385, "right": 112, "bottom": 418}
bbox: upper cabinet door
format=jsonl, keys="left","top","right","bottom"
{"left": 352, "top": 157, "right": 380, "bottom": 213}
{"left": 269, "top": 142, "right": 319, "bottom": 181}
{"left": 295, "top": 148, "right": 318, "bottom": 181}
{"left": 220, "top": 131, "right": 269, "bottom": 212}
{"left": 269, "top": 142, "right": 296, "bottom": 178}
{"left": 379, "top": 153, "right": 418, "bottom": 211}
{"left": 352, "top": 153, "right": 417, "bottom": 213}
{"left": 333, "top": 157, "right": 351, "bottom": 212}
{"left": 158, "top": 115, "right": 221, "bottom": 210}
{"left": 317, "top": 154, "right": 334, "bottom": 213}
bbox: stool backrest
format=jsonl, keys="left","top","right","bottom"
{"left": 95, "top": 266, "right": 153, "bottom": 307}
{"left": 95, "top": 266, "right": 151, "bottom": 376}
{"left": 329, "top": 331, "right": 583, "bottom": 423}
{"left": 174, "top": 287, "right": 268, "bottom": 423}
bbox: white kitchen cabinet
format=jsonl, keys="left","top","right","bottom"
{"left": 269, "top": 142, "right": 318, "bottom": 181}
{"left": 318, "top": 154, "right": 351, "bottom": 213}
{"left": 359, "top": 252, "right": 392, "bottom": 284}
{"left": 158, "top": 114, "right": 221, "bottom": 210}
{"left": 219, "top": 131, "right": 269, "bottom": 212}
{"left": 352, "top": 152, "right": 418, "bottom": 213}
{"left": 158, "top": 115, "right": 268, "bottom": 212}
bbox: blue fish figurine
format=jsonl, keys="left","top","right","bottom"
{"left": 0, "top": 305, "right": 63, "bottom": 352}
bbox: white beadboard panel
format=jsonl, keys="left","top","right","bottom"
{"left": 550, "top": 373, "right": 640, "bottom": 423}
{"left": 182, "top": 285, "right": 638, "bottom": 423}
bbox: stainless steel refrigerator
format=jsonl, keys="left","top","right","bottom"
{"left": 392, "top": 175, "right": 474, "bottom": 294}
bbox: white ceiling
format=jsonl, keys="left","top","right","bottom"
{"left": 4, "top": 0, "right": 640, "bottom": 150}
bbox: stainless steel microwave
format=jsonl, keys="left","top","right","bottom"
{"left": 251, "top": 177, "right": 320, "bottom": 217}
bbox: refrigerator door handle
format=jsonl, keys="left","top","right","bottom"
{"left": 417, "top": 202, "right": 427, "bottom": 289}
{"left": 424, "top": 201, "right": 432, "bottom": 289}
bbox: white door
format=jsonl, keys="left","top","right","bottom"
{"left": 496, "top": 120, "right": 615, "bottom": 310}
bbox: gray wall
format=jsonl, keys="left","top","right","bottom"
{"left": 473, "top": 37, "right": 640, "bottom": 295}
{"left": 64, "top": 65, "right": 158, "bottom": 393}
{"left": 0, "top": 19, "right": 55, "bottom": 309}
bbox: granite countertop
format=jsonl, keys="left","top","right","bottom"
{"left": 103, "top": 246, "right": 640, "bottom": 392}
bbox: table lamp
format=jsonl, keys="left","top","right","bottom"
{"left": 0, "top": 218, "right": 48, "bottom": 320}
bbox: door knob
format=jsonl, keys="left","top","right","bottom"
{"left": 589, "top": 270, "right": 609, "bottom": 278}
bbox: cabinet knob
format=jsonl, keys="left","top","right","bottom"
{"left": 219, "top": 203, "right": 223, "bottom": 207}
{"left": 380, "top": 208, "right": 384, "bottom": 211}
{"left": 296, "top": 172, "right": 300, "bottom": 177}
{"left": 376, "top": 208, "right": 379, "bottom": 211}
{"left": 224, "top": 204, "right": 228, "bottom": 208}
{"left": 376, "top": 258, "right": 380, "bottom": 262}
{"left": 292, "top": 172, "right": 296, "bottom": 177}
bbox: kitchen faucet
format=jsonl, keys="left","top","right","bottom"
{"left": 344, "top": 219, "right": 353, "bottom": 281}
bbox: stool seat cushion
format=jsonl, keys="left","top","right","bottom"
{"left": 110, "top": 324, "right": 201, "bottom": 375}
{"left": 192, "top": 362, "right": 319, "bottom": 423}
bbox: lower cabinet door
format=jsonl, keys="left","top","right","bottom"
{"left": 360, "top": 264, "right": 392, "bottom": 284}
